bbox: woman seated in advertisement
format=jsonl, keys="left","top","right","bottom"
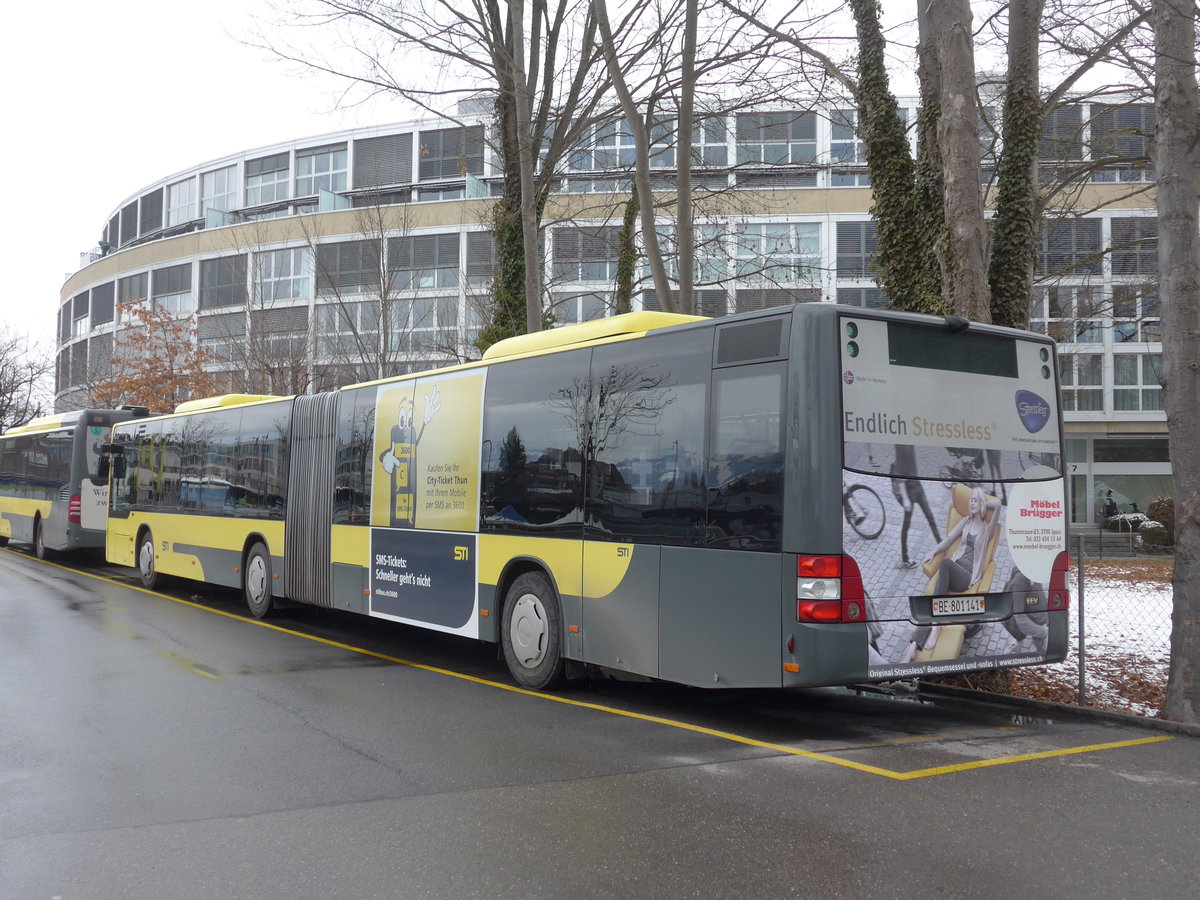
{"left": 921, "top": 485, "right": 1003, "bottom": 595}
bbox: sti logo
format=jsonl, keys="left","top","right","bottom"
{"left": 843, "top": 371, "right": 856, "bottom": 385}
{"left": 1015, "top": 390, "right": 1051, "bottom": 433}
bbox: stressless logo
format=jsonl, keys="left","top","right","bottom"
{"left": 1015, "top": 390, "right": 1051, "bottom": 433}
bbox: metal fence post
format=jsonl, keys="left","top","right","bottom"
{"left": 1077, "top": 533, "right": 1086, "bottom": 706}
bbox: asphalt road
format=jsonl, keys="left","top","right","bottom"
{"left": 2, "top": 546, "right": 1197, "bottom": 899}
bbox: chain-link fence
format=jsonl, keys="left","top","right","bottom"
{"left": 1008, "top": 536, "right": 1172, "bottom": 717}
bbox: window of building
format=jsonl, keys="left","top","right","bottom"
{"left": 1040, "top": 103, "right": 1084, "bottom": 161}
{"left": 119, "top": 200, "right": 139, "bottom": 247}
{"left": 418, "top": 125, "right": 485, "bottom": 180}
{"left": 167, "top": 178, "right": 197, "bottom": 226}
{"left": 466, "top": 230, "right": 496, "bottom": 287}
{"left": 552, "top": 226, "right": 619, "bottom": 282}
{"left": 692, "top": 117, "right": 728, "bottom": 166}
{"left": 353, "top": 133, "right": 414, "bottom": 189}
{"left": 837, "top": 287, "right": 886, "bottom": 308}
{"left": 1112, "top": 285, "right": 1160, "bottom": 343}
{"left": 140, "top": 188, "right": 163, "bottom": 235}
{"left": 315, "top": 240, "right": 382, "bottom": 297}
{"left": 245, "top": 152, "right": 290, "bottom": 206}
{"left": 734, "top": 223, "right": 820, "bottom": 282}
{"left": 316, "top": 300, "right": 375, "bottom": 358}
{"left": 251, "top": 307, "right": 311, "bottom": 359}
{"left": 1093, "top": 438, "right": 1170, "bottom": 463}
{"left": 296, "top": 144, "right": 348, "bottom": 196}
{"left": 152, "top": 263, "right": 194, "bottom": 315}
{"left": 651, "top": 224, "right": 727, "bottom": 284}
{"left": 1090, "top": 103, "right": 1155, "bottom": 182}
{"left": 257, "top": 248, "right": 310, "bottom": 301}
{"left": 830, "top": 109, "right": 870, "bottom": 186}
{"left": 550, "top": 291, "right": 610, "bottom": 324}
{"left": 72, "top": 292, "right": 90, "bottom": 338}
{"left": 1037, "top": 218, "right": 1101, "bottom": 276}
{"left": 1113, "top": 353, "right": 1163, "bottom": 411}
{"left": 1030, "top": 285, "right": 1103, "bottom": 342}
{"left": 641, "top": 289, "right": 728, "bottom": 316}
{"left": 1110, "top": 217, "right": 1157, "bottom": 276}
{"left": 836, "top": 221, "right": 878, "bottom": 278}
{"left": 200, "top": 166, "right": 237, "bottom": 213}
{"left": 736, "top": 288, "right": 819, "bottom": 312}
{"left": 1059, "top": 352, "right": 1103, "bottom": 411}
{"left": 387, "top": 233, "right": 461, "bottom": 290}
{"left": 91, "top": 282, "right": 115, "bottom": 328}
{"left": 117, "top": 272, "right": 148, "bottom": 308}
{"left": 199, "top": 255, "right": 248, "bottom": 310}
{"left": 736, "top": 111, "right": 817, "bottom": 165}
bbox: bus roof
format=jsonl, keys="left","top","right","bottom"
{"left": 3, "top": 407, "right": 149, "bottom": 436}
{"left": 173, "top": 394, "right": 286, "bottom": 414}
{"left": 481, "top": 311, "right": 707, "bottom": 361}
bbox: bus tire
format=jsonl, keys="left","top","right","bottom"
{"left": 501, "top": 571, "right": 565, "bottom": 691}
{"left": 137, "top": 530, "right": 158, "bottom": 589}
{"left": 0, "top": 536, "right": 8, "bottom": 548}
{"left": 34, "top": 519, "right": 52, "bottom": 560}
{"left": 243, "top": 542, "right": 275, "bottom": 619}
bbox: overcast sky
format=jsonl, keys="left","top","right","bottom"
{"left": 0, "top": 0, "right": 408, "bottom": 348}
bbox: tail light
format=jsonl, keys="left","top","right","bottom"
{"left": 797, "top": 555, "right": 866, "bottom": 623}
{"left": 1048, "top": 550, "right": 1071, "bottom": 610}
{"left": 68, "top": 495, "right": 82, "bottom": 525}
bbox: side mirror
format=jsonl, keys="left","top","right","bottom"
{"left": 100, "top": 444, "right": 127, "bottom": 481}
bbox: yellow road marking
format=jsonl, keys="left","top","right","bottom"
{"left": 9, "top": 549, "right": 1176, "bottom": 779}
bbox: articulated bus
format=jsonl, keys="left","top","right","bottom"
{"left": 101, "top": 306, "right": 1070, "bottom": 689}
{"left": 1, "top": 407, "right": 149, "bottom": 557}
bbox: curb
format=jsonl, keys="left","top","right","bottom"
{"left": 915, "top": 681, "right": 1200, "bottom": 738}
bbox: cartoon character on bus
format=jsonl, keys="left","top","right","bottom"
{"left": 378, "top": 385, "right": 442, "bottom": 527}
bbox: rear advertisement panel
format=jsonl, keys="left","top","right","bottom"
{"left": 839, "top": 316, "right": 1066, "bottom": 678}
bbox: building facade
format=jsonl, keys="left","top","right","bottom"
{"left": 56, "top": 102, "right": 1172, "bottom": 525}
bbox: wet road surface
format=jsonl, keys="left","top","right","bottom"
{"left": 2, "top": 547, "right": 1198, "bottom": 898}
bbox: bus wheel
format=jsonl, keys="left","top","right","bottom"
{"left": 243, "top": 542, "right": 275, "bottom": 619}
{"left": 34, "top": 519, "right": 52, "bottom": 560}
{"left": 501, "top": 571, "right": 565, "bottom": 691}
{"left": 137, "top": 530, "right": 158, "bottom": 589}
{"left": 0, "top": 536, "right": 8, "bottom": 548}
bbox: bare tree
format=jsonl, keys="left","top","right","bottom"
{"left": 1152, "top": 0, "right": 1200, "bottom": 724}
{"left": 0, "top": 327, "right": 52, "bottom": 431}
{"left": 257, "top": 0, "right": 611, "bottom": 343}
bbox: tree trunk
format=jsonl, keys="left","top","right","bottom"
{"left": 849, "top": 0, "right": 943, "bottom": 315}
{"left": 925, "top": 0, "right": 991, "bottom": 322}
{"left": 988, "top": 0, "right": 1045, "bottom": 329}
{"left": 675, "top": 0, "right": 698, "bottom": 316}
{"left": 592, "top": 0, "right": 676, "bottom": 313}
{"left": 1153, "top": 0, "right": 1200, "bottom": 724}
{"left": 509, "top": 0, "right": 545, "bottom": 334}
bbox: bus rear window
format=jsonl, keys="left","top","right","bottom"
{"left": 887, "top": 322, "right": 1017, "bottom": 378}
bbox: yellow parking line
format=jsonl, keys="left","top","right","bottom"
{"left": 22, "top": 553, "right": 1177, "bottom": 780}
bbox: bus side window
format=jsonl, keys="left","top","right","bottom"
{"left": 707, "top": 363, "right": 786, "bottom": 552}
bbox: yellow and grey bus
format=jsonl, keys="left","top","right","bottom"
{"left": 102, "top": 307, "right": 1071, "bottom": 689}
{"left": 1, "top": 407, "right": 149, "bottom": 557}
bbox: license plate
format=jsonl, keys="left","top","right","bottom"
{"left": 932, "top": 596, "right": 986, "bottom": 617}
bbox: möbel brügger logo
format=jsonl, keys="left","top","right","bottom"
{"left": 1015, "top": 390, "right": 1051, "bottom": 433}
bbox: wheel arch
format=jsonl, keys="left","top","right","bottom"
{"left": 492, "top": 555, "right": 562, "bottom": 649}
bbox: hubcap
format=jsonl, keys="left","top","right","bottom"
{"left": 139, "top": 540, "right": 153, "bottom": 576}
{"left": 247, "top": 555, "right": 267, "bottom": 605}
{"left": 509, "top": 593, "right": 547, "bottom": 668}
